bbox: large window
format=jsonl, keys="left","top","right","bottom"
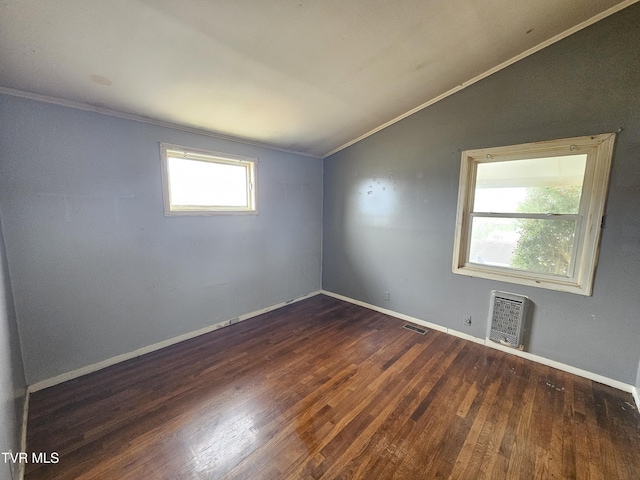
{"left": 160, "top": 143, "right": 257, "bottom": 215}
{"left": 452, "top": 134, "right": 615, "bottom": 295}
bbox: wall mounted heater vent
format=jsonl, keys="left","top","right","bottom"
{"left": 487, "top": 290, "right": 529, "bottom": 350}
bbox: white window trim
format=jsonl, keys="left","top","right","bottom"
{"left": 159, "top": 143, "right": 258, "bottom": 216}
{"left": 452, "top": 133, "right": 615, "bottom": 296}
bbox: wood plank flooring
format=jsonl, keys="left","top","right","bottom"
{"left": 25, "top": 295, "right": 640, "bottom": 479}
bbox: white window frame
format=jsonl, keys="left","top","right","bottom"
{"left": 159, "top": 143, "right": 257, "bottom": 216}
{"left": 452, "top": 133, "right": 615, "bottom": 296}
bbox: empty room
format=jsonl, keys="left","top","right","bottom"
{"left": 1, "top": 1, "right": 640, "bottom": 479}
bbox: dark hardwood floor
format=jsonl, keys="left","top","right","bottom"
{"left": 26, "top": 295, "right": 640, "bottom": 479}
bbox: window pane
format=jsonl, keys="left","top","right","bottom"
{"left": 474, "top": 155, "right": 586, "bottom": 214}
{"left": 469, "top": 216, "right": 577, "bottom": 276}
{"left": 168, "top": 157, "right": 248, "bottom": 207}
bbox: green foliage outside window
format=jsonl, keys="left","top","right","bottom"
{"left": 512, "top": 186, "right": 582, "bottom": 276}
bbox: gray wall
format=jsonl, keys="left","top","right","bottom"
{"left": 323, "top": 4, "right": 640, "bottom": 385}
{"left": 0, "top": 215, "right": 26, "bottom": 480}
{"left": 0, "top": 95, "right": 323, "bottom": 385}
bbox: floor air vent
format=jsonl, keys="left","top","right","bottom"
{"left": 487, "top": 290, "right": 529, "bottom": 350}
{"left": 404, "top": 324, "right": 428, "bottom": 335}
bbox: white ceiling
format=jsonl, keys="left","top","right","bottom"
{"left": 0, "top": 0, "right": 634, "bottom": 158}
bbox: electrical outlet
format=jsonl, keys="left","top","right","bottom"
{"left": 464, "top": 315, "right": 472, "bottom": 326}
{"left": 384, "top": 291, "right": 390, "bottom": 301}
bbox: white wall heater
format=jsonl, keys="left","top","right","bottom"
{"left": 487, "top": 290, "right": 530, "bottom": 350}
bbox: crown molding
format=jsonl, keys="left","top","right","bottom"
{"left": 322, "top": 0, "right": 639, "bottom": 158}
{"left": 0, "top": 86, "right": 322, "bottom": 160}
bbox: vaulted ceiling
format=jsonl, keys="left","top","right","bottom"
{"left": 0, "top": 0, "right": 634, "bottom": 157}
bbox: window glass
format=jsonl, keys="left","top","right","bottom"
{"left": 168, "top": 157, "right": 249, "bottom": 207}
{"left": 474, "top": 155, "right": 586, "bottom": 214}
{"left": 160, "top": 143, "right": 257, "bottom": 215}
{"left": 452, "top": 134, "right": 614, "bottom": 295}
{"left": 468, "top": 216, "right": 577, "bottom": 276}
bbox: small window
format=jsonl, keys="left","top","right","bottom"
{"left": 160, "top": 143, "right": 257, "bottom": 215}
{"left": 452, "top": 134, "right": 615, "bottom": 295}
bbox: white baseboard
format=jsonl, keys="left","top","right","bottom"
{"left": 19, "top": 390, "right": 28, "bottom": 480}
{"left": 24, "top": 287, "right": 640, "bottom": 408}
{"left": 483, "top": 339, "right": 635, "bottom": 394}
{"left": 29, "top": 290, "right": 321, "bottom": 393}
{"left": 11, "top": 388, "right": 29, "bottom": 480}
{"left": 320, "top": 289, "right": 637, "bottom": 397}
{"left": 320, "top": 290, "right": 485, "bottom": 344}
